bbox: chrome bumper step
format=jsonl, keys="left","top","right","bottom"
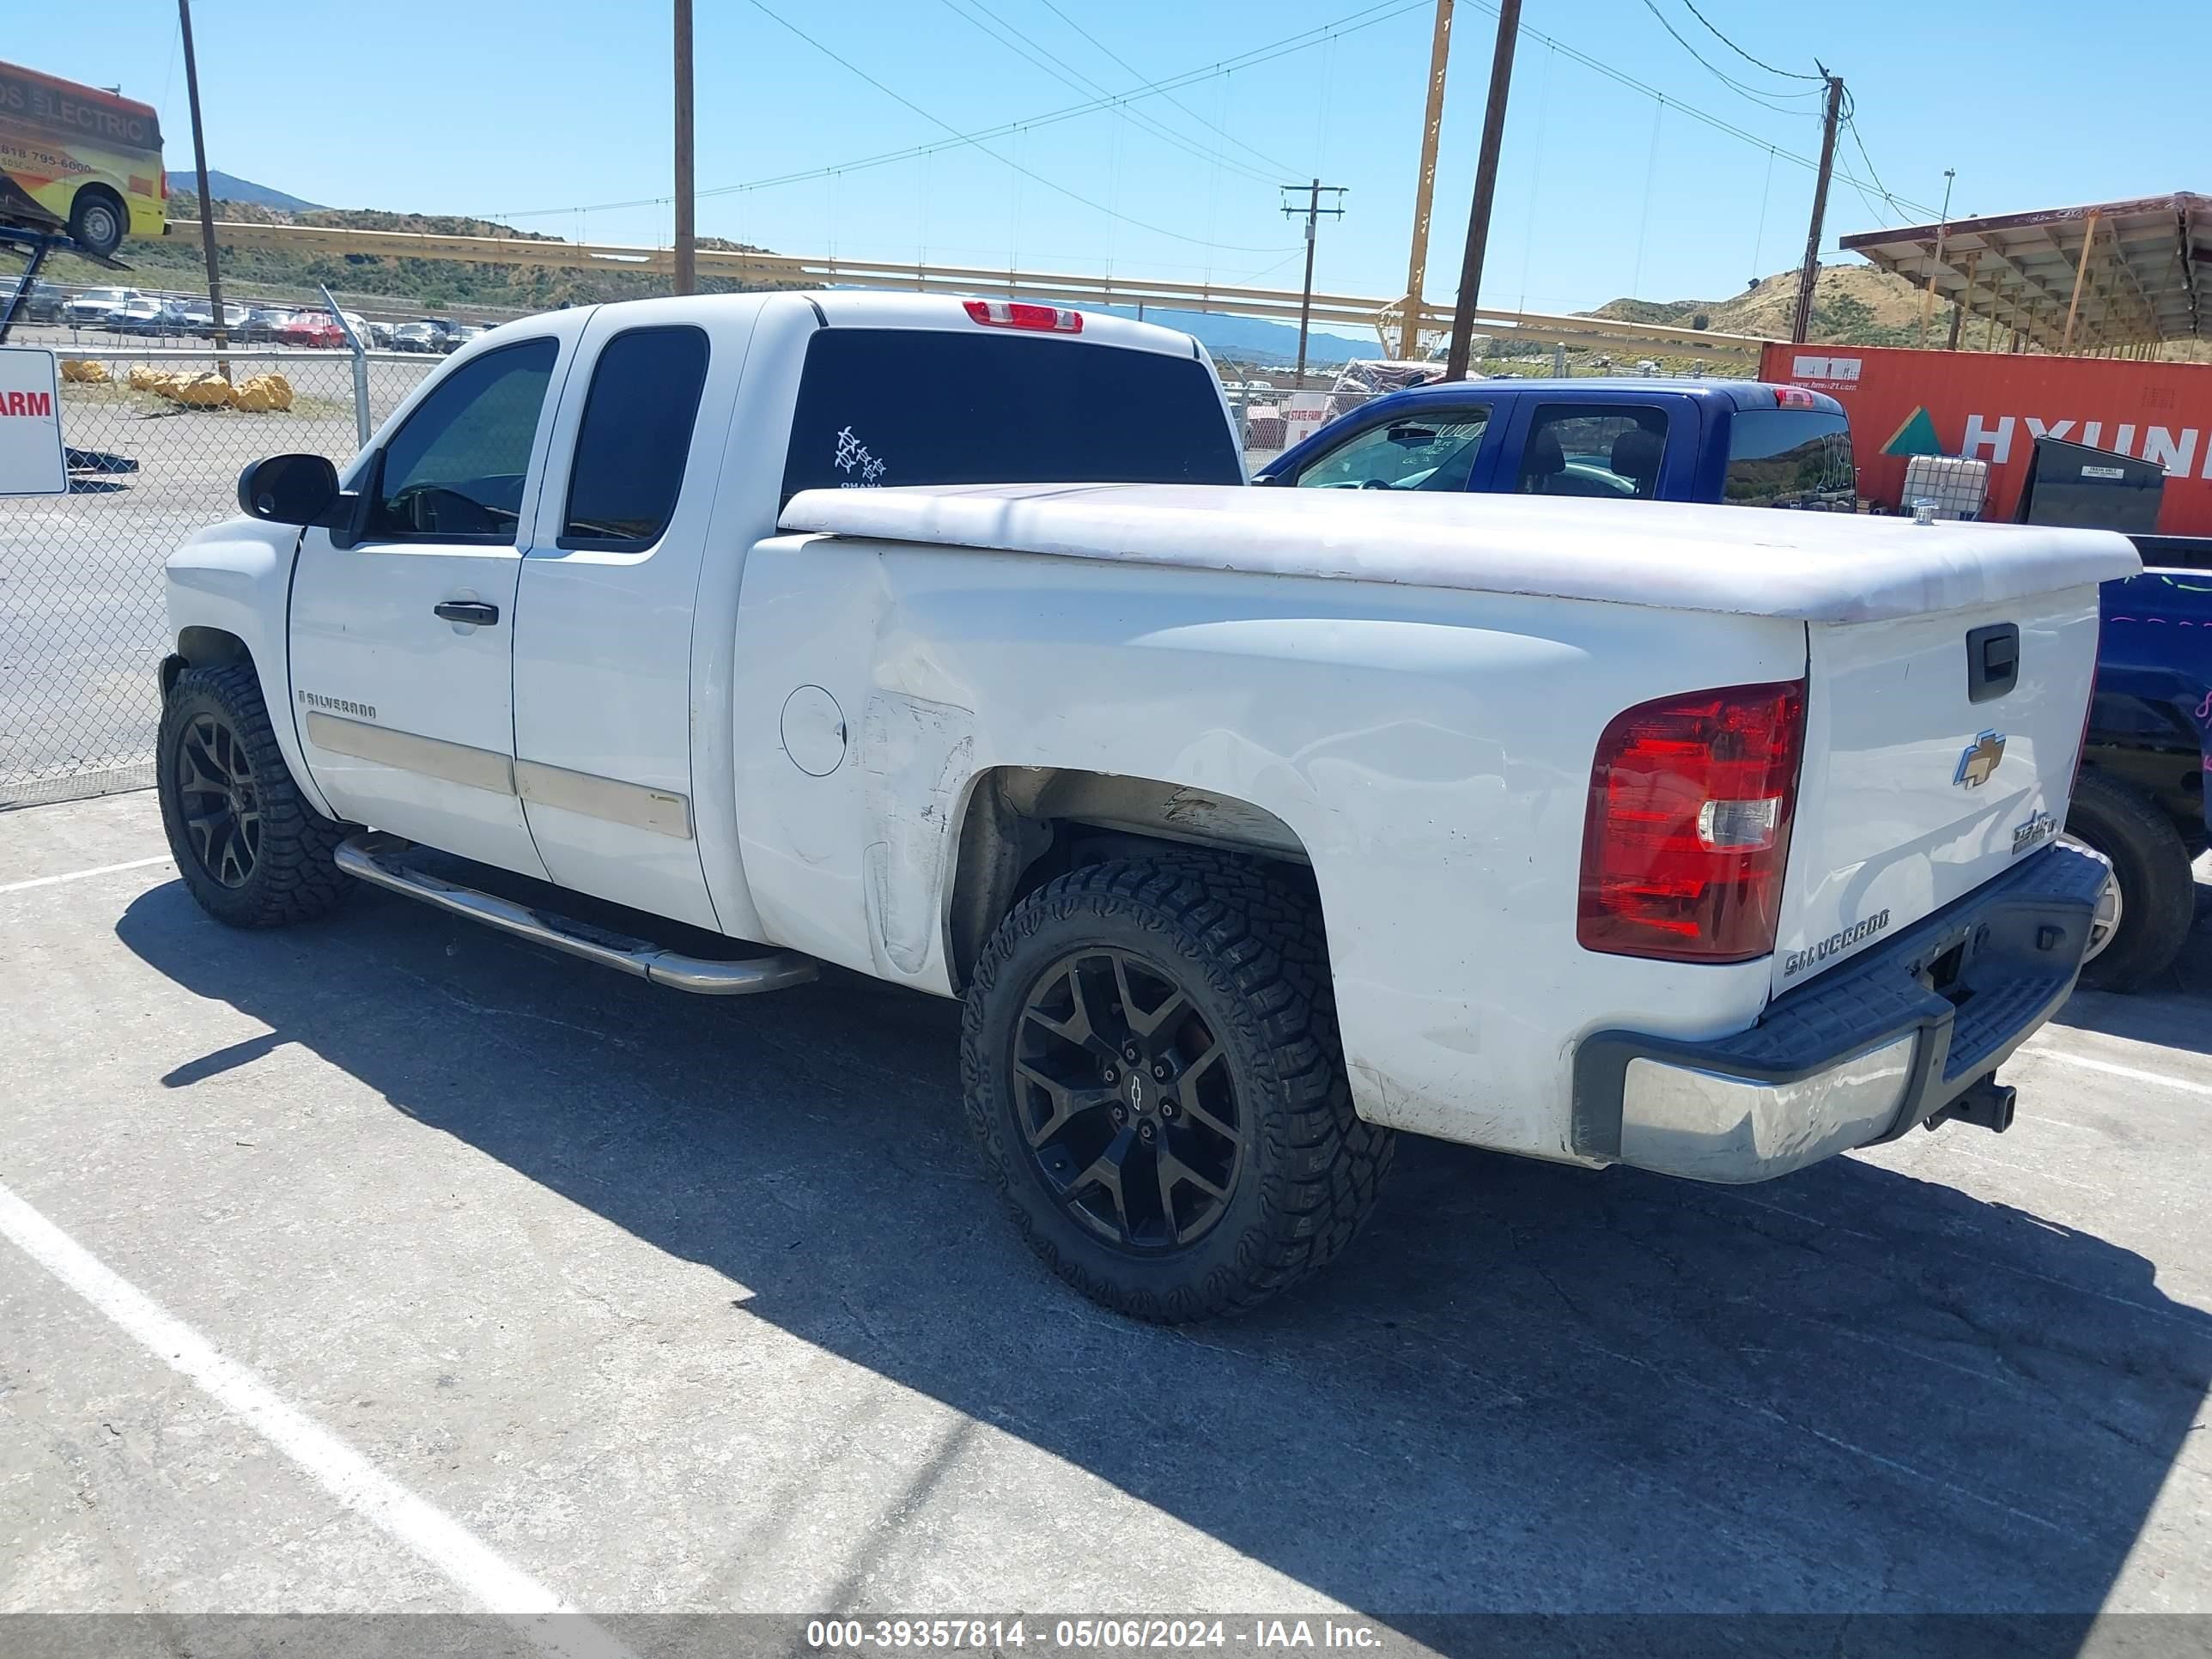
{"left": 333, "top": 832, "right": 818, "bottom": 996}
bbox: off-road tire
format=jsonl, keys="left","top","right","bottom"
{"left": 962, "top": 854, "right": 1394, "bottom": 1322}
{"left": 2066, "top": 768, "right": 2195, "bottom": 992}
{"left": 158, "top": 663, "right": 355, "bottom": 928}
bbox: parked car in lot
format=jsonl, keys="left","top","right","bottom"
{"left": 2, "top": 276, "right": 65, "bottom": 324}
{"left": 276, "top": 310, "right": 345, "bottom": 349}
{"left": 175, "top": 299, "right": 250, "bottom": 338}
{"left": 61, "top": 285, "right": 143, "bottom": 329}
{"left": 159, "top": 293, "right": 2133, "bottom": 1319}
{"left": 234, "top": 307, "right": 295, "bottom": 343}
{"left": 104, "top": 295, "right": 190, "bottom": 337}
{"left": 390, "top": 321, "right": 445, "bottom": 353}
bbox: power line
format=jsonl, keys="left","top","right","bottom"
{"left": 483, "top": 0, "right": 1427, "bottom": 225}
{"left": 1636, "top": 0, "right": 1824, "bottom": 113}
{"left": 741, "top": 0, "right": 1300, "bottom": 253}
{"left": 1030, "top": 0, "right": 1297, "bottom": 179}
{"left": 1674, "top": 0, "right": 1826, "bottom": 82}
{"left": 1461, "top": 0, "right": 1941, "bottom": 221}
{"left": 933, "top": 0, "right": 1282, "bottom": 188}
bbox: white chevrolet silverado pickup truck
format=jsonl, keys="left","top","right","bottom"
{"left": 158, "top": 291, "right": 2139, "bottom": 1320}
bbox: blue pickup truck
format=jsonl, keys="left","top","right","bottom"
{"left": 1265, "top": 379, "right": 2209, "bottom": 990}
{"left": 1255, "top": 376, "right": 1856, "bottom": 508}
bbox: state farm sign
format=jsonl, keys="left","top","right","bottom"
{"left": 0, "top": 347, "right": 65, "bottom": 496}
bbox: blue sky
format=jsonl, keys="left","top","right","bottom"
{"left": 15, "top": 0, "right": 2198, "bottom": 332}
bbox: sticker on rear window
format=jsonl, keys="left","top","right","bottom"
{"left": 833, "top": 425, "right": 887, "bottom": 487}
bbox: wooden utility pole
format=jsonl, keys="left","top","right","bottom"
{"left": 2060, "top": 209, "right": 2100, "bottom": 354}
{"left": 1281, "top": 179, "right": 1347, "bottom": 383}
{"left": 1443, "top": 0, "right": 1520, "bottom": 380}
{"left": 1947, "top": 248, "right": 1978, "bottom": 350}
{"left": 1918, "top": 167, "right": 1954, "bottom": 347}
{"left": 673, "top": 0, "right": 696, "bottom": 295}
{"left": 1397, "top": 0, "right": 1455, "bottom": 362}
{"left": 1788, "top": 70, "right": 1843, "bottom": 346}
{"left": 176, "top": 0, "right": 229, "bottom": 368}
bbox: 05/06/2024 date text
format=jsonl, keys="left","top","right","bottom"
{"left": 805, "top": 1618, "right": 1385, "bottom": 1650}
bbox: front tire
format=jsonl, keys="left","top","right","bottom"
{"left": 157, "top": 664, "right": 355, "bottom": 928}
{"left": 2065, "top": 769, "right": 2195, "bottom": 992}
{"left": 67, "top": 189, "right": 125, "bottom": 258}
{"left": 962, "top": 856, "right": 1393, "bottom": 1322}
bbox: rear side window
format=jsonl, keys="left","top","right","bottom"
{"left": 780, "top": 329, "right": 1240, "bottom": 503}
{"left": 1518, "top": 404, "right": 1668, "bottom": 500}
{"left": 1724, "top": 410, "right": 1856, "bottom": 509}
{"left": 562, "top": 325, "right": 711, "bottom": 548}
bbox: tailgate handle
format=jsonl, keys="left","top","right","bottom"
{"left": 1966, "top": 623, "right": 2019, "bottom": 703}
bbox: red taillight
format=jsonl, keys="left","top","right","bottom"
{"left": 1578, "top": 680, "right": 1807, "bottom": 963}
{"left": 963, "top": 299, "right": 1083, "bottom": 334}
{"left": 1775, "top": 385, "right": 1817, "bottom": 409}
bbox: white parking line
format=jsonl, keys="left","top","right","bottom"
{"left": 0, "top": 1181, "right": 635, "bottom": 1658}
{"left": 0, "top": 854, "right": 173, "bottom": 895}
{"left": 2024, "top": 1045, "right": 2212, "bottom": 1100}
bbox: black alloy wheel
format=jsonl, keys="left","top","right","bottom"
{"left": 1012, "top": 946, "right": 1245, "bottom": 1255}
{"left": 172, "top": 710, "right": 262, "bottom": 889}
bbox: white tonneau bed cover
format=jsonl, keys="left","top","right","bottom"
{"left": 780, "top": 483, "right": 2139, "bottom": 623}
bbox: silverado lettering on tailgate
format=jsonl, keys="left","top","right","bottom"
{"left": 1784, "top": 910, "right": 1891, "bottom": 979}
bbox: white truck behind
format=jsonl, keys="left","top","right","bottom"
{"left": 159, "top": 292, "right": 2136, "bottom": 1319}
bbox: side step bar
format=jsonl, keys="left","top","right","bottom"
{"left": 334, "top": 832, "right": 818, "bottom": 996}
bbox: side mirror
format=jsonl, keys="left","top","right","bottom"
{"left": 237, "top": 453, "right": 340, "bottom": 526}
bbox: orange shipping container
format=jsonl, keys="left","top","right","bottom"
{"left": 1759, "top": 343, "right": 2212, "bottom": 535}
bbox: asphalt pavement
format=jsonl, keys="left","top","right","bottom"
{"left": 2, "top": 793, "right": 2209, "bottom": 1644}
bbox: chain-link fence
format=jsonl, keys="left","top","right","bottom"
{"left": 3, "top": 342, "right": 1440, "bottom": 808}
{"left": 1, "top": 344, "right": 437, "bottom": 807}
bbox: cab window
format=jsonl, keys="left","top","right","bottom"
{"left": 1517, "top": 404, "right": 1668, "bottom": 499}
{"left": 366, "top": 338, "right": 558, "bottom": 544}
{"left": 561, "top": 326, "right": 710, "bottom": 549}
{"left": 1293, "top": 409, "right": 1491, "bottom": 491}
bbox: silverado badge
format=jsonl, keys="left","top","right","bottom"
{"left": 1954, "top": 730, "right": 2006, "bottom": 789}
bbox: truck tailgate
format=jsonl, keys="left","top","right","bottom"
{"left": 1773, "top": 587, "right": 2104, "bottom": 996}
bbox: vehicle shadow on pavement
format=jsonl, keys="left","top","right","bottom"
{"left": 2053, "top": 872, "right": 2212, "bottom": 1056}
{"left": 118, "top": 881, "right": 2212, "bottom": 1631}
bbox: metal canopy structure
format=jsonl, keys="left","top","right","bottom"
{"left": 1840, "top": 192, "right": 2209, "bottom": 354}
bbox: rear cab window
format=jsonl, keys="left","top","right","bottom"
{"left": 1723, "top": 409, "right": 1856, "bottom": 509}
{"left": 780, "top": 329, "right": 1240, "bottom": 504}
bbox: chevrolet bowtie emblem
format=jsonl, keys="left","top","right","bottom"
{"left": 1954, "top": 730, "right": 2006, "bottom": 789}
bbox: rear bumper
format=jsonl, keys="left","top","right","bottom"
{"left": 1571, "top": 845, "right": 2106, "bottom": 1183}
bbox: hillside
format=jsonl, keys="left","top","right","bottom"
{"left": 162, "top": 171, "right": 323, "bottom": 212}
{"left": 1593, "top": 263, "right": 1942, "bottom": 346}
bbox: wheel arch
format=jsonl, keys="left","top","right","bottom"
{"left": 163, "top": 626, "right": 253, "bottom": 696}
{"left": 943, "top": 765, "right": 1322, "bottom": 993}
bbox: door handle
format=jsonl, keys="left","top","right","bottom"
{"left": 434, "top": 600, "right": 501, "bottom": 627}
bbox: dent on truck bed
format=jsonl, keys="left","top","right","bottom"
{"left": 862, "top": 691, "right": 977, "bottom": 977}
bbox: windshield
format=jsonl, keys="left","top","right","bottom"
{"left": 781, "top": 328, "right": 1239, "bottom": 503}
